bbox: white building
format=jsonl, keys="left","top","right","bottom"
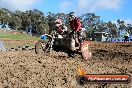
{"left": 94, "top": 32, "right": 110, "bottom": 42}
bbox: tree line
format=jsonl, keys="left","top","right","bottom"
{"left": 0, "top": 8, "right": 132, "bottom": 38}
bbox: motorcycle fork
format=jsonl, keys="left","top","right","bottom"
{"left": 49, "top": 39, "right": 54, "bottom": 51}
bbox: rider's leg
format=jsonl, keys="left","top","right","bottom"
{"left": 70, "top": 31, "right": 78, "bottom": 50}
{"left": 77, "top": 31, "right": 82, "bottom": 43}
{"left": 74, "top": 31, "right": 80, "bottom": 47}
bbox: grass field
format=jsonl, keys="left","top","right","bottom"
{"left": 0, "top": 29, "right": 40, "bottom": 48}
{"left": 0, "top": 30, "right": 40, "bottom": 41}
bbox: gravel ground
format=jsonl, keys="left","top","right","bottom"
{"left": 0, "top": 42, "right": 132, "bottom": 88}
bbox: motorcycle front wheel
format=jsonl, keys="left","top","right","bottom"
{"left": 35, "top": 40, "right": 50, "bottom": 54}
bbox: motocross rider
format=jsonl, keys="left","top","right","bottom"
{"left": 68, "top": 12, "right": 82, "bottom": 48}
{"left": 54, "top": 18, "right": 68, "bottom": 36}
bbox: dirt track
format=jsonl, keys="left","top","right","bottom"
{"left": 0, "top": 41, "right": 132, "bottom": 88}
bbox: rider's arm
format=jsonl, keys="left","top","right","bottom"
{"left": 75, "top": 18, "right": 82, "bottom": 32}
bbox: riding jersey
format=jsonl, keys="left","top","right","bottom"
{"left": 69, "top": 17, "right": 82, "bottom": 32}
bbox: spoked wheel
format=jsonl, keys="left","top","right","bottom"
{"left": 35, "top": 40, "right": 50, "bottom": 54}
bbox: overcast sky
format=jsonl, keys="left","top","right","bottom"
{"left": 0, "top": 0, "right": 132, "bottom": 24}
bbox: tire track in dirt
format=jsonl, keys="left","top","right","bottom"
{"left": 0, "top": 42, "right": 132, "bottom": 88}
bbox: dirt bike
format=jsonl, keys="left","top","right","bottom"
{"left": 35, "top": 31, "right": 91, "bottom": 60}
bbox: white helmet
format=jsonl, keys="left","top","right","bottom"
{"left": 55, "top": 19, "right": 62, "bottom": 24}
{"left": 55, "top": 19, "right": 62, "bottom": 27}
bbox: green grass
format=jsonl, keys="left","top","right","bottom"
{"left": 0, "top": 30, "right": 40, "bottom": 41}
{"left": 0, "top": 30, "right": 40, "bottom": 48}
